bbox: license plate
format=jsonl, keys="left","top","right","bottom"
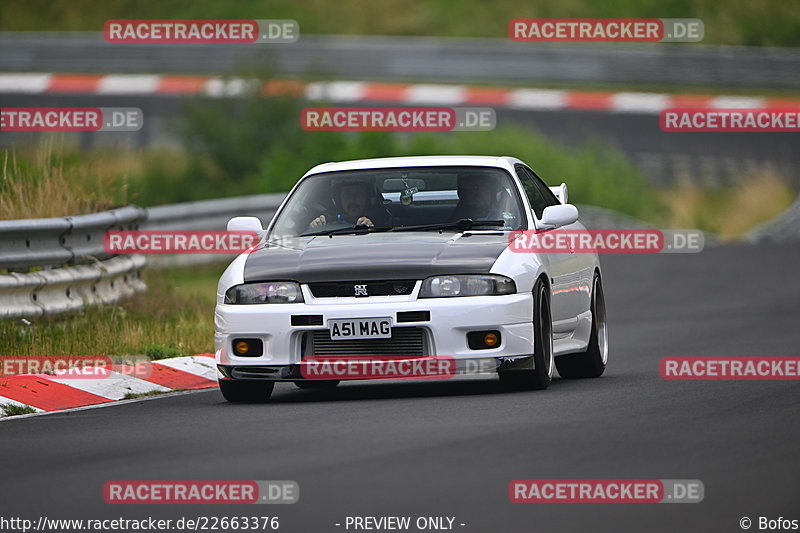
{"left": 328, "top": 318, "right": 392, "bottom": 340}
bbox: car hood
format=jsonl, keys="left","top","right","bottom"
{"left": 243, "top": 232, "right": 510, "bottom": 283}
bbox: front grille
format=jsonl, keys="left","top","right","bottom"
{"left": 308, "top": 280, "right": 417, "bottom": 298}
{"left": 307, "top": 327, "right": 426, "bottom": 356}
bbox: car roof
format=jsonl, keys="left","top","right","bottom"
{"left": 303, "top": 155, "right": 524, "bottom": 176}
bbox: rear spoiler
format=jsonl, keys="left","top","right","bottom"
{"left": 549, "top": 183, "right": 569, "bottom": 204}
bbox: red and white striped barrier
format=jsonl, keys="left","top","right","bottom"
{"left": 0, "top": 354, "right": 217, "bottom": 415}
{"left": 1, "top": 73, "right": 798, "bottom": 114}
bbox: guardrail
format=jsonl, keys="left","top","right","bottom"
{"left": 0, "top": 206, "right": 148, "bottom": 318}
{"left": 1, "top": 33, "right": 799, "bottom": 89}
{"left": 0, "top": 195, "right": 285, "bottom": 318}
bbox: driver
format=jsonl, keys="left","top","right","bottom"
{"left": 450, "top": 173, "right": 504, "bottom": 221}
{"left": 308, "top": 180, "right": 391, "bottom": 229}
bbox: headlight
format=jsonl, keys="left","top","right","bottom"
{"left": 224, "top": 281, "right": 304, "bottom": 304}
{"left": 419, "top": 275, "right": 516, "bottom": 298}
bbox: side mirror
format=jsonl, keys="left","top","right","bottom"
{"left": 540, "top": 204, "right": 579, "bottom": 228}
{"left": 227, "top": 216, "right": 264, "bottom": 234}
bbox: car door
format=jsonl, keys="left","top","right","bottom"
{"left": 516, "top": 165, "right": 587, "bottom": 337}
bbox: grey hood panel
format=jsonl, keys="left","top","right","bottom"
{"left": 243, "top": 233, "right": 509, "bottom": 283}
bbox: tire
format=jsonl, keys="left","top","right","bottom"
{"left": 294, "top": 380, "right": 340, "bottom": 389}
{"left": 499, "top": 278, "right": 553, "bottom": 391}
{"left": 219, "top": 379, "right": 275, "bottom": 403}
{"left": 555, "top": 272, "right": 609, "bottom": 379}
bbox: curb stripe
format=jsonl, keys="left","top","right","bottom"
{"left": 47, "top": 74, "right": 103, "bottom": 93}
{"left": 152, "top": 355, "right": 217, "bottom": 382}
{"left": 611, "top": 92, "right": 671, "bottom": 113}
{"left": 0, "top": 73, "right": 52, "bottom": 93}
{"left": 566, "top": 91, "right": 614, "bottom": 110}
{"left": 98, "top": 74, "right": 161, "bottom": 95}
{"left": 508, "top": 88, "right": 567, "bottom": 110}
{"left": 0, "top": 73, "right": 798, "bottom": 114}
{"left": 710, "top": 96, "right": 766, "bottom": 109}
{"left": 0, "top": 375, "right": 112, "bottom": 411}
{"left": 0, "top": 355, "right": 219, "bottom": 416}
{"left": 464, "top": 87, "right": 512, "bottom": 105}
{"left": 406, "top": 84, "right": 466, "bottom": 105}
{"left": 157, "top": 75, "right": 209, "bottom": 94}
{"left": 0, "top": 395, "right": 43, "bottom": 412}
{"left": 140, "top": 363, "right": 217, "bottom": 390}
{"left": 361, "top": 82, "right": 411, "bottom": 102}
{"left": 48, "top": 368, "right": 171, "bottom": 401}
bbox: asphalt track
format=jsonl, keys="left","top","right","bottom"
{"left": 1, "top": 242, "right": 799, "bottom": 532}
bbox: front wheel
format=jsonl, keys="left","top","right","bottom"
{"left": 555, "top": 272, "right": 609, "bottom": 379}
{"left": 498, "top": 278, "right": 553, "bottom": 391}
{"left": 219, "top": 379, "right": 275, "bottom": 403}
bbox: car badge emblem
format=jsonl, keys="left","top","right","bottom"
{"left": 354, "top": 284, "right": 368, "bottom": 296}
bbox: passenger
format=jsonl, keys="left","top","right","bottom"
{"left": 450, "top": 174, "right": 504, "bottom": 221}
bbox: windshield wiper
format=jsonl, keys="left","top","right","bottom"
{"left": 389, "top": 219, "right": 506, "bottom": 233}
{"left": 301, "top": 225, "right": 394, "bottom": 237}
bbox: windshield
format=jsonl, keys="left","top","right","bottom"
{"left": 270, "top": 166, "right": 526, "bottom": 237}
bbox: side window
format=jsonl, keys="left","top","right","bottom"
{"left": 515, "top": 166, "right": 548, "bottom": 218}
{"left": 526, "top": 167, "right": 561, "bottom": 208}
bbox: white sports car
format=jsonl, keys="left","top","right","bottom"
{"left": 215, "top": 156, "right": 608, "bottom": 402}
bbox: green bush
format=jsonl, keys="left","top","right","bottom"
{"left": 149, "top": 88, "right": 661, "bottom": 220}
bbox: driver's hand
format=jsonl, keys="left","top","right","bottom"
{"left": 356, "top": 216, "right": 374, "bottom": 227}
{"left": 309, "top": 215, "right": 326, "bottom": 228}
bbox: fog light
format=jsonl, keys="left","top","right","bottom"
{"left": 235, "top": 341, "right": 249, "bottom": 354}
{"left": 484, "top": 332, "right": 499, "bottom": 347}
{"left": 231, "top": 338, "right": 263, "bottom": 357}
{"left": 467, "top": 330, "right": 501, "bottom": 350}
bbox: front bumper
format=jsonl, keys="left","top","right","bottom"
{"left": 215, "top": 292, "right": 535, "bottom": 379}
{"left": 217, "top": 355, "right": 534, "bottom": 381}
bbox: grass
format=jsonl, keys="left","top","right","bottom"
{"left": 659, "top": 171, "right": 796, "bottom": 239}
{"left": 0, "top": 264, "right": 221, "bottom": 357}
{"left": 123, "top": 390, "right": 174, "bottom": 400}
{"left": 0, "top": 141, "right": 133, "bottom": 220}
{"left": 0, "top": 403, "right": 37, "bottom": 417}
{"left": 2, "top": 0, "right": 799, "bottom": 47}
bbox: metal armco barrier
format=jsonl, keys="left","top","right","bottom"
{"left": 2, "top": 33, "right": 800, "bottom": 89}
{"left": 0, "top": 256, "right": 147, "bottom": 318}
{"left": 0, "top": 194, "right": 285, "bottom": 317}
{"left": 142, "top": 194, "right": 285, "bottom": 231}
{"left": 0, "top": 205, "right": 145, "bottom": 269}
{"left": 0, "top": 205, "right": 147, "bottom": 318}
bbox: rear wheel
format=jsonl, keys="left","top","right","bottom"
{"left": 555, "top": 272, "right": 609, "bottom": 378}
{"left": 499, "top": 278, "right": 553, "bottom": 391}
{"left": 219, "top": 379, "right": 275, "bottom": 402}
{"left": 294, "top": 380, "right": 340, "bottom": 389}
